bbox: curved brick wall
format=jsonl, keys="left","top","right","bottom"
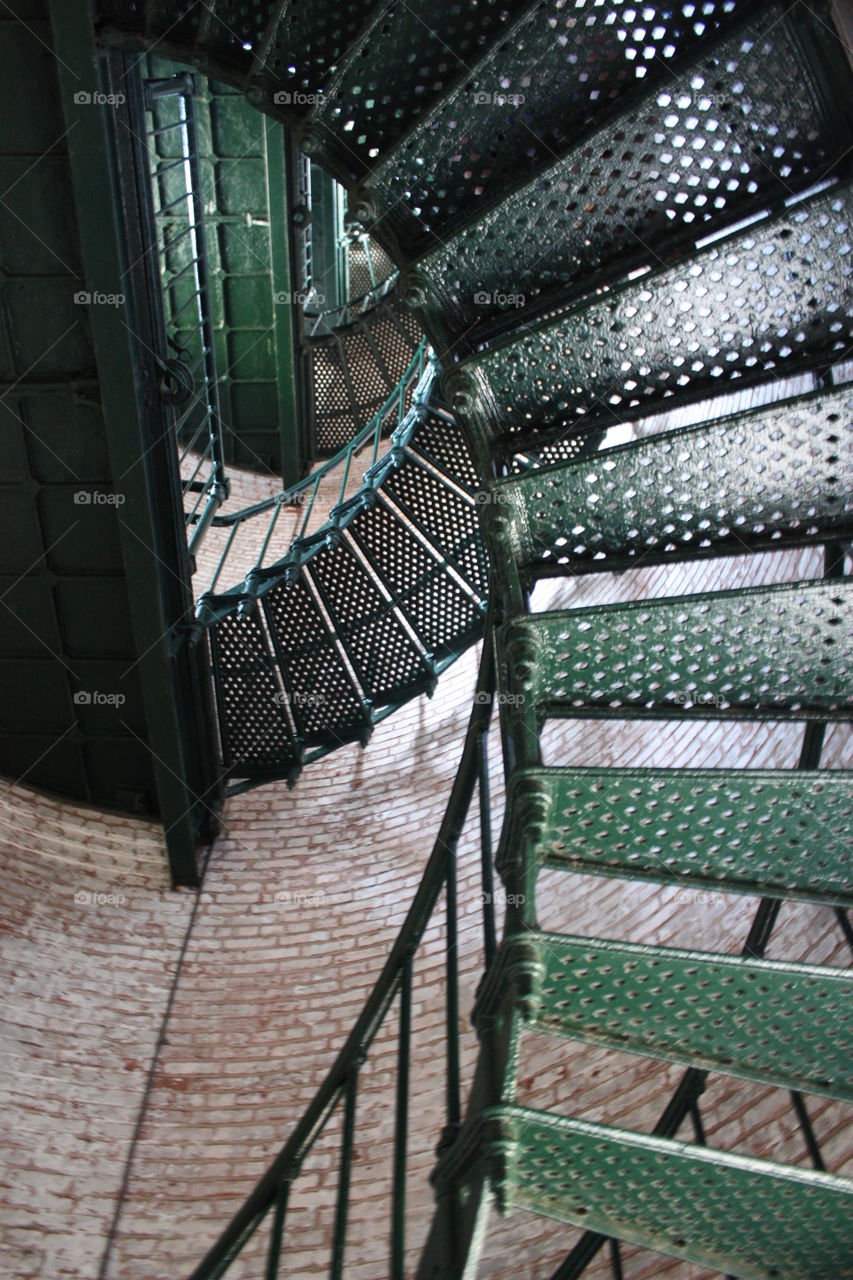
{"left": 0, "top": 783, "right": 190, "bottom": 1279}
{"left": 3, "top": 436, "right": 852, "bottom": 1280}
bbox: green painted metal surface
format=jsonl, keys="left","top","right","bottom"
{"left": 450, "top": 181, "right": 853, "bottom": 446}
{"left": 499, "top": 580, "right": 853, "bottom": 720}
{"left": 410, "top": 2, "right": 853, "bottom": 338}
{"left": 498, "top": 767, "right": 853, "bottom": 907}
{"left": 90, "top": 3, "right": 853, "bottom": 1277}
{"left": 492, "top": 383, "right": 853, "bottom": 573}
{"left": 146, "top": 61, "right": 299, "bottom": 477}
{"left": 476, "top": 930, "right": 853, "bottom": 1099}
{"left": 479, "top": 1105, "right": 853, "bottom": 1280}
{"left": 305, "top": 0, "right": 532, "bottom": 183}
{"left": 358, "top": 0, "right": 758, "bottom": 253}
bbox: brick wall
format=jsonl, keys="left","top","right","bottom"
{"left": 0, "top": 783, "right": 192, "bottom": 1279}
{"left": 2, "top": 448, "right": 851, "bottom": 1279}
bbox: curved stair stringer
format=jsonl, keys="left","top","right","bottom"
{"left": 199, "top": 358, "right": 490, "bottom": 792}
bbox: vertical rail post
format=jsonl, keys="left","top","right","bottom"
{"left": 330, "top": 1063, "right": 361, "bottom": 1280}
{"left": 264, "top": 1178, "right": 291, "bottom": 1280}
{"left": 391, "top": 953, "right": 413, "bottom": 1279}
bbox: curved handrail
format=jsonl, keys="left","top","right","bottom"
{"left": 304, "top": 269, "right": 399, "bottom": 336}
{"left": 188, "top": 601, "right": 497, "bottom": 1280}
{"left": 195, "top": 338, "right": 429, "bottom": 602}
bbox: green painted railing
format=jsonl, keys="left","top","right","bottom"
{"left": 195, "top": 338, "right": 428, "bottom": 604}
{"left": 187, "top": 601, "right": 498, "bottom": 1279}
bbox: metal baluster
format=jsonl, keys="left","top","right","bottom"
{"left": 445, "top": 851, "right": 461, "bottom": 1143}
{"left": 330, "top": 1064, "right": 361, "bottom": 1280}
{"left": 608, "top": 1239, "right": 623, "bottom": 1280}
{"left": 257, "top": 501, "right": 283, "bottom": 570}
{"left": 477, "top": 726, "right": 497, "bottom": 970}
{"left": 790, "top": 1092, "right": 826, "bottom": 1171}
{"left": 391, "top": 954, "right": 413, "bottom": 1280}
{"left": 264, "top": 1178, "right": 290, "bottom": 1280}
{"left": 208, "top": 521, "right": 241, "bottom": 595}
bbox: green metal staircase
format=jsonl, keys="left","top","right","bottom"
{"left": 91, "top": 0, "right": 853, "bottom": 1275}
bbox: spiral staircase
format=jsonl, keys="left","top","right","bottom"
{"left": 61, "top": 0, "right": 853, "bottom": 1275}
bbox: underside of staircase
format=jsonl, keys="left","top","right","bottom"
{"left": 85, "top": 0, "right": 853, "bottom": 1276}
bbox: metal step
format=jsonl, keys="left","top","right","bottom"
{"left": 357, "top": 0, "right": 759, "bottom": 255}
{"left": 346, "top": 497, "right": 485, "bottom": 662}
{"left": 303, "top": 0, "right": 532, "bottom": 182}
{"left": 408, "top": 1, "right": 853, "bottom": 340}
{"left": 498, "top": 579, "right": 853, "bottom": 721}
{"left": 306, "top": 533, "right": 433, "bottom": 708}
{"left": 381, "top": 455, "right": 489, "bottom": 602}
{"left": 468, "top": 1104, "right": 853, "bottom": 1280}
{"left": 489, "top": 383, "right": 853, "bottom": 575}
{"left": 244, "top": 0, "right": 381, "bottom": 122}
{"left": 311, "top": 296, "right": 421, "bottom": 454}
{"left": 497, "top": 766, "right": 853, "bottom": 908}
{"left": 208, "top": 603, "right": 301, "bottom": 776}
{"left": 447, "top": 180, "right": 853, "bottom": 448}
{"left": 261, "top": 572, "right": 371, "bottom": 749}
{"left": 474, "top": 930, "right": 853, "bottom": 1099}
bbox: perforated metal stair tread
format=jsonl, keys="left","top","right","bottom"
{"left": 306, "top": 537, "right": 431, "bottom": 708}
{"left": 474, "top": 1105, "right": 853, "bottom": 1280}
{"left": 311, "top": 294, "right": 421, "bottom": 455}
{"left": 475, "top": 931, "right": 853, "bottom": 1099}
{"left": 499, "top": 579, "right": 853, "bottom": 720}
{"left": 381, "top": 456, "right": 489, "bottom": 601}
{"left": 347, "top": 497, "right": 485, "bottom": 660}
{"left": 359, "top": 0, "right": 759, "bottom": 254}
{"left": 498, "top": 767, "right": 853, "bottom": 907}
{"left": 209, "top": 606, "right": 300, "bottom": 774}
{"left": 261, "top": 575, "right": 368, "bottom": 749}
{"left": 307, "top": 0, "right": 533, "bottom": 181}
{"left": 411, "top": 1, "right": 853, "bottom": 338}
{"left": 490, "top": 383, "right": 853, "bottom": 574}
{"left": 451, "top": 180, "right": 853, "bottom": 445}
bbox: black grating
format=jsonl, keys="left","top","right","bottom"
{"left": 348, "top": 499, "right": 483, "bottom": 659}
{"left": 209, "top": 607, "right": 298, "bottom": 772}
{"left": 347, "top": 237, "right": 396, "bottom": 298}
{"left": 312, "top": 0, "right": 531, "bottom": 180}
{"left": 311, "top": 296, "right": 420, "bottom": 455}
{"left": 308, "top": 539, "right": 427, "bottom": 705}
{"left": 383, "top": 457, "right": 489, "bottom": 597}
{"left": 465, "top": 182, "right": 853, "bottom": 443}
{"left": 407, "top": 406, "right": 480, "bottom": 492}
{"left": 363, "top": 0, "right": 755, "bottom": 251}
{"left": 263, "top": 0, "right": 379, "bottom": 115}
{"left": 341, "top": 327, "right": 393, "bottom": 405}
{"left": 417, "top": 2, "right": 853, "bottom": 333}
{"left": 196, "top": 1, "right": 277, "bottom": 72}
{"left": 262, "top": 574, "right": 366, "bottom": 744}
